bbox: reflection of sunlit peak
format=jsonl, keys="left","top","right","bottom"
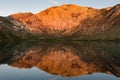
{"left": 1, "top": 42, "right": 120, "bottom": 77}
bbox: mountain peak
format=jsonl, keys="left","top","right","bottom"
{"left": 115, "top": 4, "right": 120, "bottom": 10}
{"left": 5, "top": 4, "right": 120, "bottom": 39}
{"left": 10, "top": 12, "right": 33, "bottom": 19}
{"left": 115, "top": 4, "right": 120, "bottom": 7}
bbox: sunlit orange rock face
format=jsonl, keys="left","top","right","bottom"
{"left": 10, "top": 43, "right": 120, "bottom": 77}
{"left": 10, "top": 4, "right": 99, "bottom": 35}
{"left": 10, "top": 13, "right": 42, "bottom": 33}
{"left": 10, "top": 4, "right": 120, "bottom": 38}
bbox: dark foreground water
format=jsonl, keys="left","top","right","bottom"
{"left": 0, "top": 41, "right": 120, "bottom": 80}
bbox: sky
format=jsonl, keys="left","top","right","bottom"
{"left": 0, "top": 0, "right": 120, "bottom": 16}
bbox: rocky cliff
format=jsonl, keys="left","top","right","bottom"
{"left": 1, "top": 4, "right": 120, "bottom": 40}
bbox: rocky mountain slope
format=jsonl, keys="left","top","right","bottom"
{"left": 0, "top": 4, "right": 120, "bottom": 40}
{"left": 0, "top": 17, "right": 21, "bottom": 40}
{"left": 0, "top": 16, "right": 38, "bottom": 42}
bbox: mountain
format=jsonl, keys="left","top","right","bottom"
{"left": 1, "top": 4, "right": 120, "bottom": 40}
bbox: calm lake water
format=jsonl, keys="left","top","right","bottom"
{"left": 0, "top": 41, "right": 120, "bottom": 80}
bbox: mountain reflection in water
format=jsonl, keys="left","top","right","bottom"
{"left": 0, "top": 41, "right": 120, "bottom": 79}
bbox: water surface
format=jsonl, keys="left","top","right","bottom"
{"left": 0, "top": 41, "right": 120, "bottom": 80}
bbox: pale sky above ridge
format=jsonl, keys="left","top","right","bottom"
{"left": 0, "top": 0, "right": 120, "bottom": 16}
